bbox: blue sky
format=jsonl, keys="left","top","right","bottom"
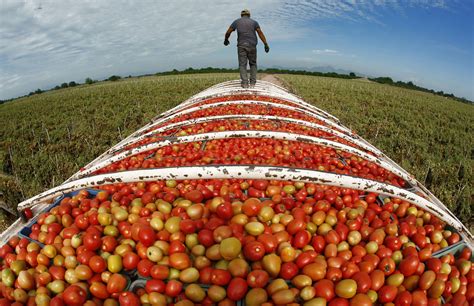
{"left": 0, "top": 0, "right": 473, "bottom": 100}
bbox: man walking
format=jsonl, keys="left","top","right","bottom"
{"left": 224, "top": 9, "right": 269, "bottom": 88}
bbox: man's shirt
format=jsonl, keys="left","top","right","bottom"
{"left": 230, "top": 16, "right": 260, "bottom": 47}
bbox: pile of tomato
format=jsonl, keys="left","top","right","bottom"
{"left": 1, "top": 93, "right": 472, "bottom": 306}
{"left": 1, "top": 179, "right": 472, "bottom": 306}
{"left": 97, "top": 138, "right": 404, "bottom": 187}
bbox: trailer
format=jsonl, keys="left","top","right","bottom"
{"left": 0, "top": 80, "right": 472, "bottom": 305}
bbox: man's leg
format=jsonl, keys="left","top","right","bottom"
{"left": 237, "top": 46, "right": 249, "bottom": 87}
{"left": 248, "top": 46, "right": 257, "bottom": 86}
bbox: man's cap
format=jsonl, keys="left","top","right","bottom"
{"left": 241, "top": 9, "right": 250, "bottom": 16}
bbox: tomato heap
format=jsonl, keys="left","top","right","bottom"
{"left": 1, "top": 180, "right": 472, "bottom": 306}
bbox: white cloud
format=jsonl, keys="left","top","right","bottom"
{"left": 0, "top": 0, "right": 459, "bottom": 99}
{"left": 312, "top": 49, "right": 339, "bottom": 54}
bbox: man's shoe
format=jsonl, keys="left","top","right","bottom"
{"left": 249, "top": 83, "right": 256, "bottom": 88}
{"left": 241, "top": 83, "right": 249, "bottom": 88}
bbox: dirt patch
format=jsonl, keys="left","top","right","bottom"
{"left": 260, "top": 74, "right": 287, "bottom": 88}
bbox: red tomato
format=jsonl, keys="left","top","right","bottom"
{"left": 378, "top": 285, "right": 398, "bottom": 303}
{"left": 119, "top": 292, "right": 140, "bottom": 306}
{"left": 179, "top": 219, "right": 196, "bottom": 234}
{"left": 243, "top": 241, "right": 265, "bottom": 261}
{"left": 123, "top": 252, "right": 140, "bottom": 270}
{"left": 352, "top": 271, "right": 372, "bottom": 293}
{"left": 216, "top": 202, "right": 233, "bottom": 219}
{"left": 74, "top": 214, "right": 89, "bottom": 230}
{"left": 399, "top": 255, "right": 420, "bottom": 276}
{"left": 247, "top": 270, "right": 269, "bottom": 288}
{"left": 165, "top": 280, "right": 183, "bottom": 297}
{"left": 89, "top": 255, "right": 106, "bottom": 273}
{"left": 90, "top": 282, "right": 109, "bottom": 299}
{"left": 198, "top": 229, "right": 214, "bottom": 247}
{"left": 150, "top": 265, "right": 169, "bottom": 280}
{"left": 280, "top": 262, "right": 299, "bottom": 280}
{"left": 211, "top": 269, "right": 232, "bottom": 286}
{"left": 394, "top": 291, "right": 413, "bottom": 306}
{"left": 137, "top": 259, "right": 154, "bottom": 277}
{"left": 145, "top": 279, "right": 165, "bottom": 293}
{"left": 83, "top": 232, "right": 101, "bottom": 251}
{"left": 295, "top": 251, "right": 315, "bottom": 269}
{"left": 257, "top": 234, "right": 277, "bottom": 253}
{"left": 107, "top": 273, "right": 127, "bottom": 294}
{"left": 292, "top": 230, "right": 311, "bottom": 248}
{"left": 314, "top": 279, "right": 335, "bottom": 301}
{"left": 227, "top": 277, "right": 248, "bottom": 301}
{"left": 62, "top": 285, "right": 87, "bottom": 306}
{"left": 138, "top": 226, "right": 156, "bottom": 247}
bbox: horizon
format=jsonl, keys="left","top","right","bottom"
{"left": 0, "top": 1, "right": 473, "bottom": 100}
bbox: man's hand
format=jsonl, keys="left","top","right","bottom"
{"left": 224, "top": 39, "right": 230, "bottom": 46}
{"left": 264, "top": 44, "right": 270, "bottom": 53}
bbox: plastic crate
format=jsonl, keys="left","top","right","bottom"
{"left": 18, "top": 189, "right": 102, "bottom": 246}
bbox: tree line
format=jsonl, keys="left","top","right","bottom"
{"left": 1, "top": 68, "right": 471, "bottom": 104}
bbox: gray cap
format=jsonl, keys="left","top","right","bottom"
{"left": 241, "top": 9, "right": 250, "bottom": 16}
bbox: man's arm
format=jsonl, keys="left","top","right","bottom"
{"left": 224, "top": 27, "right": 234, "bottom": 46}
{"left": 256, "top": 28, "right": 269, "bottom": 52}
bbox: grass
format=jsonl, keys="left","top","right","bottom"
{"left": 278, "top": 74, "right": 473, "bottom": 227}
{"left": 0, "top": 74, "right": 236, "bottom": 210}
{"left": 0, "top": 72, "right": 472, "bottom": 228}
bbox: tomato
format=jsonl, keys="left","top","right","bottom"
{"left": 145, "top": 279, "right": 165, "bottom": 293}
{"left": 379, "top": 257, "right": 396, "bottom": 276}
{"left": 399, "top": 255, "right": 420, "bottom": 276}
{"left": 350, "top": 293, "right": 372, "bottom": 306}
{"left": 227, "top": 277, "right": 248, "bottom": 301}
{"left": 74, "top": 214, "right": 89, "bottom": 230}
{"left": 137, "top": 259, "right": 154, "bottom": 277}
{"left": 165, "top": 280, "right": 183, "bottom": 297}
{"left": 123, "top": 252, "right": 140, "bottom": 270}
{"left": 378, "top": 285, "right": 398, "bottom": 303}
{"left": 62, "top": 285, "right": 86, "bottom": 306}
{"left": 138, "top": 226, "right": 156, "bottom": 247}
{"left": 247, "top": 270, "right": 269, "bottom": 288}
{"left": 90, "top": 282, "right": 109, "bottom": 299}
{"left": 198, "top": 229, "right": 215, "bottom": 247}
{"left": 83, "top": 232, "right": 101, "bottom": 251}
{"left": 394, "top": 291, "right": 413, "bottom": 306}
{"left": 314, "top": 279, "right": 335, "bottom": 301}
{"left": 295, "top": 251, "right": 315, "bottom": 269}
{"left": 169, "top": 253, "right": 191, "bottom": 270}
{"left": 179, "top": 219, "right": 196, "bottom": 234}
{"left": 280, "top": 262, "right": 299, "bottom": 280}
{"left": 370, "top": 269, "right": 385, "bottom": 291}
{"left": 257, "top": 234, "right": 277, "bottom": 253}
{"left": 107, "top": 273, "right": 127, "bottom": 293}
{"left": 216, "top": 202, "right": 233, "bottom": 219}
{"left": 243, "top": 241, "right": 265, "bottom": 261}
{"left": 89, "top": 255, "right": 106, "bottom": 273}
{"left": 352, "top": 271, "right": 371, "bottom": 293}
{"left": 150, "top": 264, "right": 169, "bottom": 280}
{"left": 292, "top": 230, "right": 311, "bottom": 248}
{"left": 211, "top": 269, "right": 232, "bottom": 286}
{"left": 119, "top": 292, "right": 140, "bottom": 306}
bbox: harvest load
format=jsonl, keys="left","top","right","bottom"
{"left": 0, "top": 80, "right": 472, "bottom": 306}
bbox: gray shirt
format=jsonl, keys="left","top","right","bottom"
{"left": 230, "top": 16, "right": 260, "bottom": 47}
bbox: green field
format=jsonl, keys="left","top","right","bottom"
{"left": 0, "top": 73, "right": 472, "bottom": 229}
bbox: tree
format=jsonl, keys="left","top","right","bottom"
{"left": 54, "top": 85, "right": 61, "bottom": 90}
{"left": 108, "top": 75, "right": 121, "bottom": 81}
{"left": 68, "top": 81, "right": 77, "bottom": 87}
{"left": 35, "top": 89, "right": 43, "bottom": 94}
{"left": 85, "top": 77, "right": 94, "bottom": 85}
{"left": 349, "top": 72, "right": 356, "bottom": 77}
{"left": 61, "top": 83, "right": 68, "bottom": 89}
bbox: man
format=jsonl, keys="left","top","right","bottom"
{"left": 224, "top": 9, "right": 269, "bottom": 88}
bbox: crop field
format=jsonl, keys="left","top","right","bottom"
{"left": 279, "top": 74, "right": 473, "bottom": 228}
{"left": 0, "top": 72, "right": 472, "bottom": 229}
